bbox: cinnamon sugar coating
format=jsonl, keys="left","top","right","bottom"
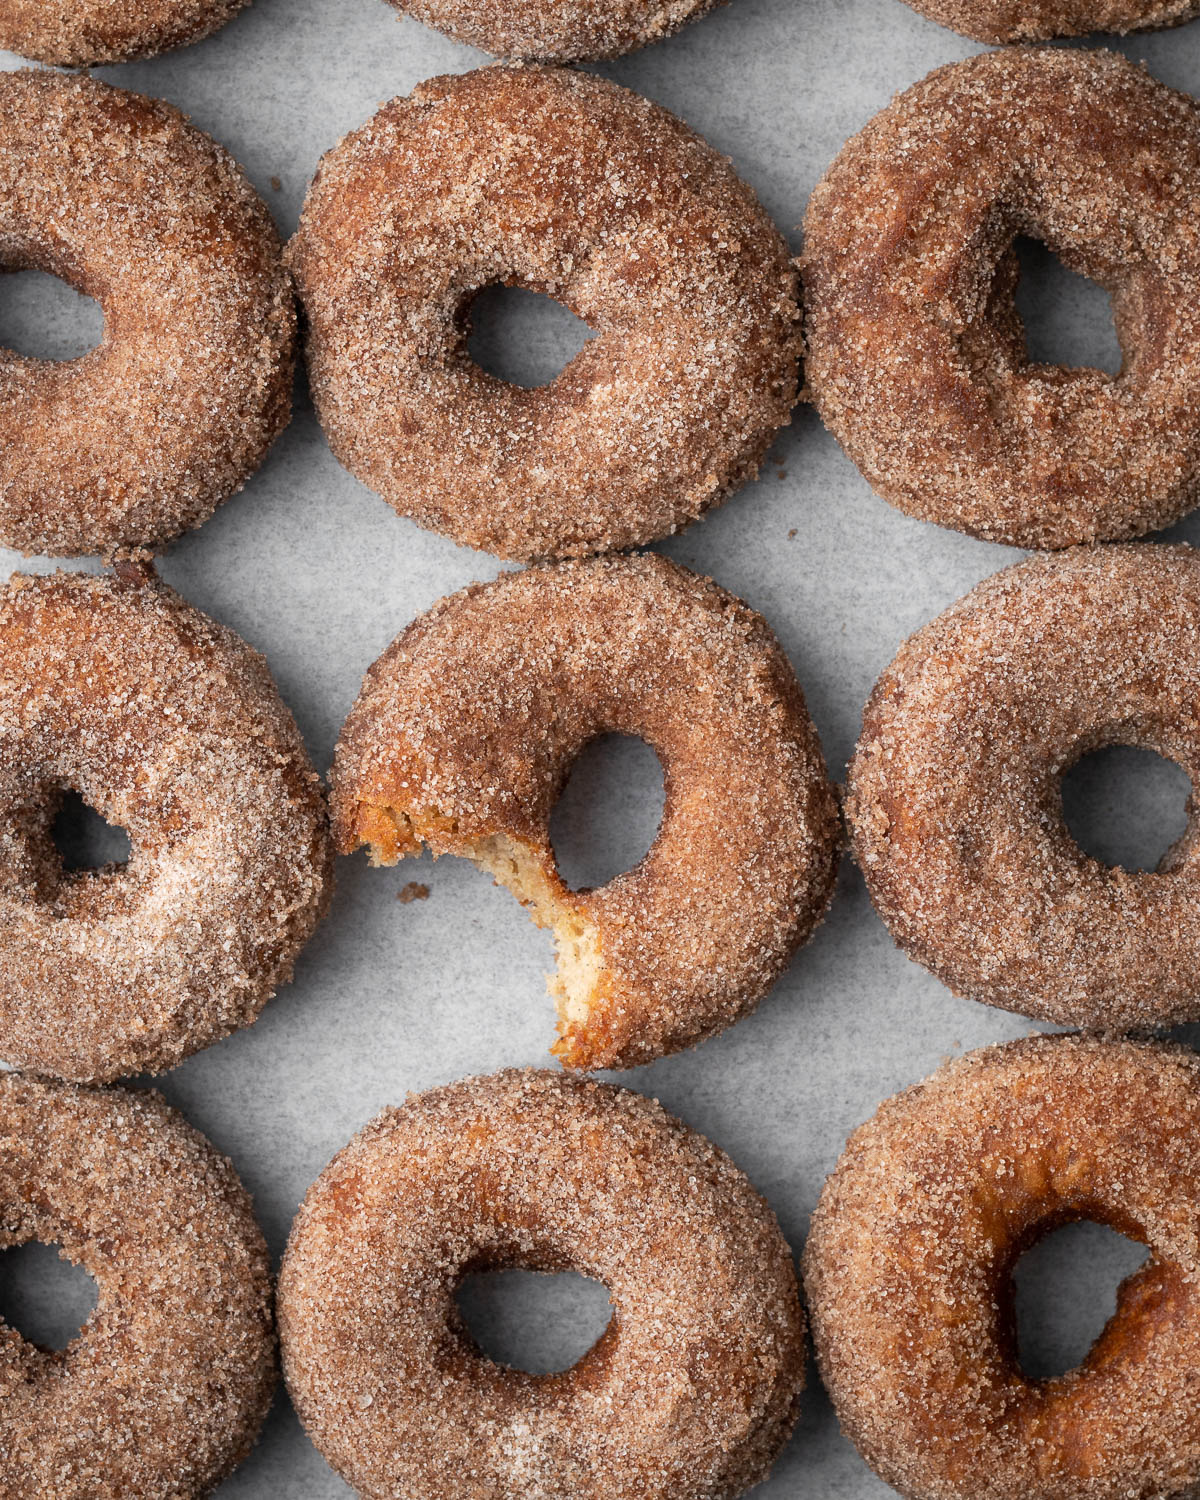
{"left": 0, "top": 570, "right": 332, "bottom": 1083}
{"left": 287, "top": 66, "right": 800, "bottom": 561}
{"left": 805, "top": 1034, "right": 1200, "bottom": 1500}
{"left": 847, "top": 544, "right": 1200, "bottom": 1031}
{"left": 381, "top": 0, "right": 726, "bottom": 60}
{"left": 0, "top": 0, "right": 248, "bottom": 63}
{"left": 897, "top": 0, "right": 1199, "bottom": 41}
{"left": 279, "top": 1068, "right": 805, "bottom": 1500}
{"left": 330, "top": 554, "right": 840, "bottom": 1070}
{"left": 0, "top": 1072, "right": 276, "bottom": 1498}
{"left": 803, "top": 48, "right": 1200, "bottom": 550}
{"left": 0, "top": 71, "right": 295, "bottom": 558}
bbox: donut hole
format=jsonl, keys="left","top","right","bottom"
{"left": 51, "top": 788, "right": 131, "bottom": 873}
{"left": 455, "top": 1268, "right": 613, "bottom": 1375}
{"left": 550, "top": 733, "right": 665, "bottom": 891}
{"left": 1011, "top": 236, "right": 1121, "bottom": 376}
{"left": 1013, "top": 1219, "right": 1149, "bottom": 1380}
{"left": 0, "top": 268, "right": 103, "bottom": 361}
{"left": 466, "top": 283, "right": 595, "bottom": 389}
{"left": 1061, "top": 745, "right": 1192, "bottom": 872}
{"left": 0, "top": 1240, "right": 98, "bottom": 1351}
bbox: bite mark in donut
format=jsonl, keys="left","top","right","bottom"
{"left": 331, "top": 555, "right": 840, "bottom": 1070}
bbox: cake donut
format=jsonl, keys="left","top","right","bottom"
{"left": 288, "top": 66, "right": 800, "bottom": 561}
{"left": 805, "top": 1034, "right": 1200, "bottom": 1500}
{"left": 847, "top": 544, "right": 1200, "bottom": 1032}
{"left": 803, "top": 48, "right": 1200, "bottom": 550}
{"left": 896, "top": 0, "right": 1199, "bottom": 42}
{"left": 330, "top": 554, "right": 840, "bottom": 1071}
{"left": 0, "top": 1071, "right": 275, "bottom": 1498}
{"left": 0, "top": 0, "right": 249, "bottom": 63}
{"left": 0, "top": 569, "right": 332, "bottom": 1084}
{"left": 379, "top": 0, "right": 727, "bottom": 60}
{"left": 0, "top": 71, "right": 294, "bottom": 558}
{"left": 279, "top": 1068, "right": 805, "bottom": 1500}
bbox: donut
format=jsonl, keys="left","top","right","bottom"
{"left": 279, "top": 1068, "right": 805, "bottom": 1500}
{"left": 804, "top": 1034, "right": 1200, "bottom": 1500}
{"left": 0, "top": 569, "right": 332, "bottom": 1084}
{"left": 330, "top": 554, "right": 840, "bottom": 1071}
{"left": 287, "top": 66, "right": 800, "bottom": 561}
{"left": 0, "top": 1071, "right": 275, "bottom": 1497}
{"left": 0, "top": 71, "right": 295, "bottom": 558}
{"left": 0, "top": 0, "right": 248, "bottom": 63}
{"left": 802, "top": 48, "right": 1200, "bottom": 550}
{"left": 895, "top": 0, "right": 1198, "bottom": 43}
{"left": 378, "top": 0, "right": 726, "bottom": 61}
{"left": 846, "top": 544, "right": 1200, "bottom": 1031}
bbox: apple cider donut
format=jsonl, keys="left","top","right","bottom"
{"left": 330, "top": 554, "right": 840, "bottom": 1070}
{"left": 896, "top": 0, "right": 1199, "bottom": 41}
{"left": 805, "top": 1034, "right": 1200, "bottom": 1500}
{"left": 847, "top": 544, "right": 1200, "bottom": 1032}
{"left": 803, "top": 48, "right": 1200, "bottom": 550}
{"left": 0, "top": 1071, "right": 275, "bottom": 1498}
{"left": 380, "top": 0, "right": 726, "bottom": 61}
{"left": 279, "top": 1068, "right": 806, "bottom": 1500}
{"left": 0, "top": 70, "right": 294, "bottom": 558}
{"left": 288, "top": 66, "right": 800, "bottom": 561}
{"left": 0, "top": 0, "right": 249, "bottom": 63}
{"left": 0, "top": 569, "right": 332, "bottom": 1083}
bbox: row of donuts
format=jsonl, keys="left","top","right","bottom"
{"left": 7, "top": 1034, "right": 1195, "bottom": 1499}
{"left": 7, "top": 538, "right": 1198, "bottom": 1088}
{"left": 8, "top": 0, "right": 1200, "bottom": 68}
{"left": 6, "top": 46, "right": 1199, "bottom": 561}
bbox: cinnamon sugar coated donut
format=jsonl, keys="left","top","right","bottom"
{"left": 803, "top": 48, "right": 1200, "bottom": 549}
{"left": 805, "top": 1035, "right": 1200, "bottom": 1500}
{"left": 0, "top": 1072, "right": 275, "bottom": 1497}
{"left": 847, "top": 544, "right": 1200, "bottom": 1031}
{"left": 898, "top": 0, "right": 1200, "bottom": 40}
{"left": 0, "top": 71, "right": 294, "bottom": 558}
{"left": 0, "top": 570, "right": 332, "bottom": 1083}
{"left": 288, "top": 66, "right": 800, "bottom": 561}
{"left": 381, "top": 0, "right": 726, "bottom": 60}
{"left": 279, "top": 1069, "right": 805, "bottom": 1500}
{"left": 0, "top": 0, "right": 248, "bottom": 63}
{"left": 330, "top": 554, "right": 839, "bottom": 1070}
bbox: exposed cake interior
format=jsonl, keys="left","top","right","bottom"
{"left": 354, "top": 803, "right": 606, "bottom": 1061}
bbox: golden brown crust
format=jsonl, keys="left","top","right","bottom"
{"left": 0, "top": 0, "right": 248, "bottom": 63}
{"left": 384, "top": 0, "right": 725, "bottom": 60}
{"left": 846, "top": 544, "right": 1200, "bottom": 1031}
{"left": 803, "top": 48, "right": 1200, "bottom": 550}
{"left": 898, "top": 0, "right": 1198, "bottom": 40}
{"left": 288, "top": 66, "right": 800, "bottom": 561}
{"left": 330, "top": 554, "right": 840, "bottom": 1070}
{"left": 0, "top": 570, "right": 333, "bottom": 1084}
{"left": 804, "top": 1035, "right": 1200, "bottom": 1500}
{"left": 0, "top": 71, "right": 295, "bottom": 558}
{"left": 279, "top": 1068, "right": 805, "bottom": 1500}
{"left": 0, "top": 1072, "right": 276, "bottom": 1499}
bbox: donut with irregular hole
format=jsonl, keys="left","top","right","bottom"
{"left": 287, "top": 66, "right": 800, "bottom": 561}
{"left": 0, "top": 569, "right": 332, "bottom": 1083}
{"left": 0, "top": 0, "right": 249, "bottom": 63}
{"left": 803, "top": 48, "right": 1200, "bottom": 549}
{"left": 847, "top": 544, "right": 1200, "bottom": 1031}
{"left": 0, "top": 1071, "right": 275, "bottom": 1497}
{"left": 330, "top": 554, "right": 840, "bottom": 1070}
{"left": 279, "top": 1068, "right": 806, "bottom": 1500}
{"left": 380, "top": 0, "right": 727, "bottom": 60}
{"left": 0, "top": 71, "right": 294, "bottom": 558}
{"left": 805, "top": 1034, "right": 1200, "bottom": 1500}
